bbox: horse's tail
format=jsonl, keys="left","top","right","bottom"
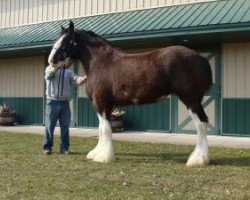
{"left": 202, "top": 56, "right": 213, "bottom": 92}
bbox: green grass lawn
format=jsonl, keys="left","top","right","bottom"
{"left": 0, "top": 132, "right": 250, "bottom": 200}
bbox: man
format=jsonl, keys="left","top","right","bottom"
{"left": 43, "top": 64, "right": 86, "bottom": 154}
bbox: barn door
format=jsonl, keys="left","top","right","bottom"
{"left": 172, "top": 50, "right": 221, "bottom": 134}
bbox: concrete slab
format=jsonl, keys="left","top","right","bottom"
{"left": 0, "top": 125, "right": 250, "bottom": 149}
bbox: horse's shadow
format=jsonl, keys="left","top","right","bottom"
{"left": 115, "top": 152, "right": 189, "bottom": 164}
{"left": 116, "top": 152, "right": 250, "bottom": 167}
{"left": 210, "top": 156, "right": 250, "bottom": 167}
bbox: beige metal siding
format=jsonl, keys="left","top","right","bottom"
{"left": 77, "top": 61, "right": 87, "bottom": 98}
{"left": 222, "top": 43, "right": 250, "bottom": 98}
{"left": 0, "top": 0, "right": 216, "bottom": 28}
{"left": 0, "top": 56, "right": 44, "bottom": 97}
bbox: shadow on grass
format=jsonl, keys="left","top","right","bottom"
{"left": 116, "top": 152, "right": 189, "bottom": 164}
{"left": 116, "top": 152, "right": 250, "bottom": 167}
{"left": 210, "top": 156, "right": 250, "bottom": 167}
{"left": 47, "top": 151, "right": 84, "bottom": 156}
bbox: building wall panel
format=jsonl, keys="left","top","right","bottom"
{"left": 223, "top": 99, "right": 250, "bottom": 135}
{"left": 85, "top": 0, "right": 92, "bottom": 15}
{"left": 222, "top": 42, "right": 250, "bottom": 135}
{"left": 23, "top": 0, "right": 29, "bottom": 25}
{"left": 37, "top": 0, "right": 43, "bottom": 22}
{"left": 0, "top": 97, "right": 43, "bottom": 125}
{"left": 0, "top": 0, "right": 215, "bottom": 28}
{"left": 222, "top": 43, "right": 250, "bottom": 98}
{"left": 0, "top": 56, "right": 44, "bottom": 97}
{"left": 1, "top": 0, "right": 7, "bottom": 27}
{"left": 47, "top": 0, "right": 54, "bottom": 21}
{"left": 18, "top": 0, "right": 23, "bottom": 26}
{"left": 0, "top": 56, "right": 44, "bottom": 125}
{"left": 9, "top": 0, "right": 15, "bottom": 27}
{"left": 12, "top": 0, "right": 18, "bottom": 26}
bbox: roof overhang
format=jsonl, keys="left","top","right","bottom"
{"left": 109, "top": 26, "right": 250, "bottom": 50}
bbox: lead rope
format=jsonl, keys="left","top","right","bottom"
{"left": 61, "top": 67, "right": 66, "bottom": 97}
{"left": 57, "top": 68, "right": 63, "bottom": 99}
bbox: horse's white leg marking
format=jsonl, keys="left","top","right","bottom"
{"left": 86, "top": 113, "right": 114, "bottom": 163}
{"left": 48, "top": 34, "right": 66, "bottom": 64}
{"left": 86, "top": 117, "right": 103, "bottom": 160}
{"left": 186, "top": 109, "right": 209, "bottom": 167}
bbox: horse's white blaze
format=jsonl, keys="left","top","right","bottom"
{"left": 48, "top": 34, "right": 66, "bottom": 64}
{"left": 187, "top": 109, "right": 209, "bottom": 167}
{"left": 87, "top": 113, "right": 114, "bottom": 163}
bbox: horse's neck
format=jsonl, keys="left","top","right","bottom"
{"left": 83, "top": 45, "right": 122, "bottom": 71}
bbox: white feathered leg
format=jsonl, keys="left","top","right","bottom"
{"left": 86, "top": 118, "right": 103, "bottom": 160}
{"left": 186, "top": 110, "right": 209, "bottom": 167}
{"left": 86, "top": 113, "right": 114, "bottom": 163}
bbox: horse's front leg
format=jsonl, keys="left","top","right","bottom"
{"left": 86, "top": 118, "right": 103, "bottom": 160}
{"left": 86, "top": 113, "right": 114, "bottom": 163}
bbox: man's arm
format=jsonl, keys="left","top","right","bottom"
{"left": 68, "top": 70, "right": 86, "bottom": 85}
{"left": 45, "top": 65, "right": 57, "bottom": 80}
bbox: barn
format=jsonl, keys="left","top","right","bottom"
{"left": 0, "top": 0, "right": 249, "bottom": 136}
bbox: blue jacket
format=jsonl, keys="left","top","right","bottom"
{"left": 45, "top": 65, "right": 82, "bottom": 101}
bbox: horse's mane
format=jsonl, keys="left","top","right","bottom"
{"left": 78, "top": 29, "right": 114, "bottom": 47}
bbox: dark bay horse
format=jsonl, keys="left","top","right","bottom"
{"left": 48, "top": 21, "right": 212, "bottom": 167}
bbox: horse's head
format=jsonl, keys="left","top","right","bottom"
{"left": 48, "top": 20, "right": 80, "bottom": 67}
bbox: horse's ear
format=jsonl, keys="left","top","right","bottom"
{"left": 61, "top": 25, "right": 65, "bottom": 31}
{"left": 69, "top": 20, "right": 74, "bottom": 31}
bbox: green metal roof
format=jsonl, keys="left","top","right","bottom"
{"left": 0, "top": 0, "right": 250, "bottom": 52}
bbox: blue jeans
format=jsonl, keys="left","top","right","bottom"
{"left": 43, "top": 99, "right": 71, "bottom": 152}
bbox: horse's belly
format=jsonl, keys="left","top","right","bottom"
{"left": 114, "top": 85, "right": 168, "bottom": 106}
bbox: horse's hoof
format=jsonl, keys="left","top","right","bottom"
{"left": 93, "top": 156, "right": 113, "bottom": 163}
{"left": 86, "top": 150, "right": 97, "bottom": 160}
{"left": 90, "top": 150, "right": 114, "bottom": 163}
{"left": 92, "top": 151, "right": 114, "bottom": 163}
{"left": 186, "top": 153, "right": 209, "bottom": 167}
{"left": 87, "top": 148, "right": 114, "bottom": 163}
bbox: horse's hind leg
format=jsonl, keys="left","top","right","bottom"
{"left": 186, "top": 104, "right": 209, "bottom": 167}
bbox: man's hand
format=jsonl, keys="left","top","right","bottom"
{"left": 79, "top": 76, "right": 87, "bottom": 84}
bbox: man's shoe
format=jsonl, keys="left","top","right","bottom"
{"left": 43, "top": 149, "right": 51, "bottom": 155}
{"left": 60, "top": 150, "right": 70, "bottom": 155}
